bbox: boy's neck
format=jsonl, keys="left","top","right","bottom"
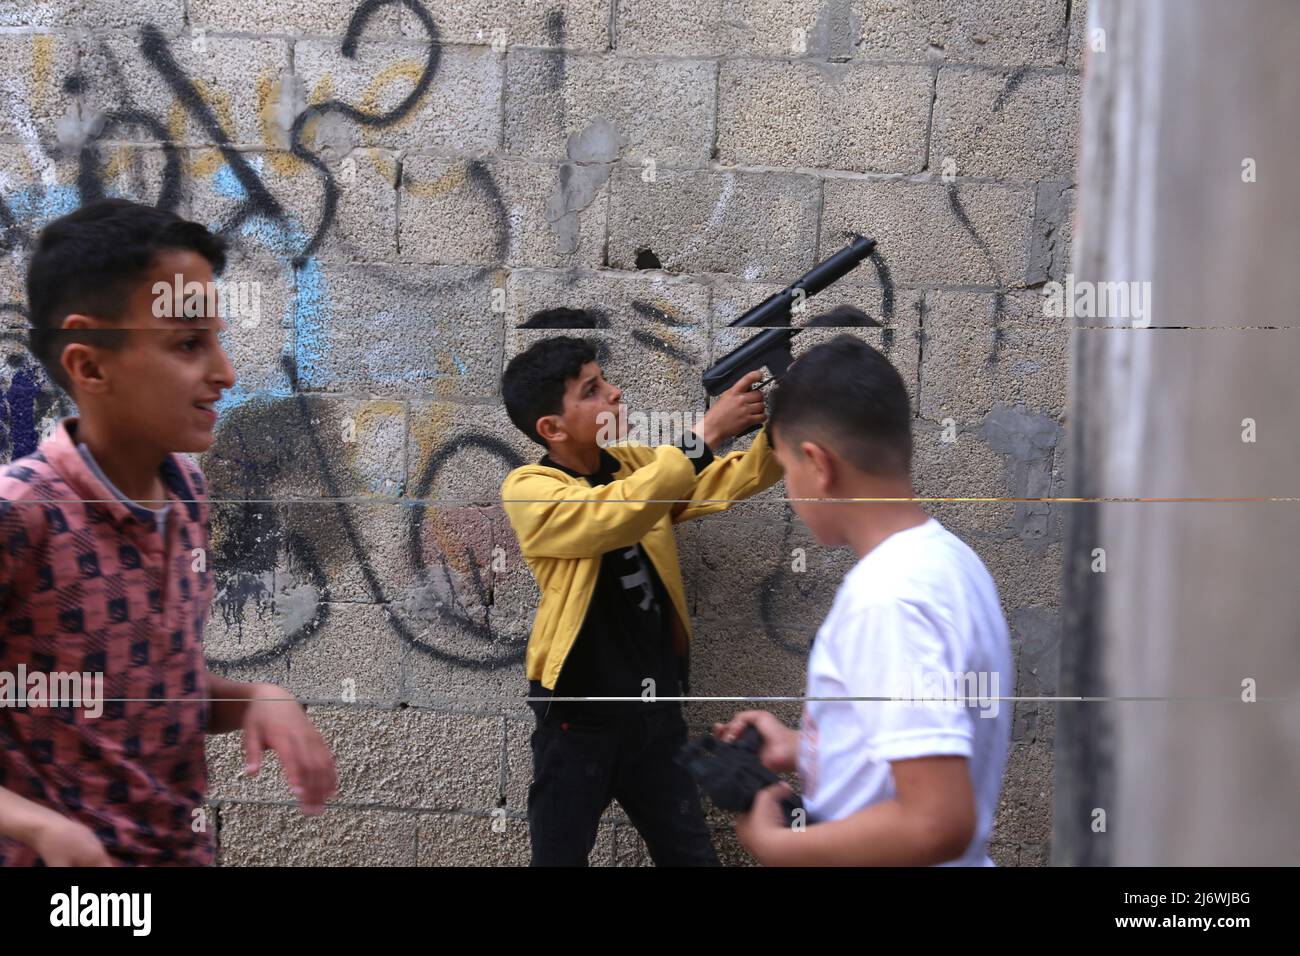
{"left": 72, "top": 414, "right": 169, "bottom": 506}
{"left": 836, "top": 478, "right": 931, "bottom": 560}
{"left": 545, "top": 441, "right": 602, "bottom": 477}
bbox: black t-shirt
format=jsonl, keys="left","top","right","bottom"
{"left": 528, "top": 441, "right": 713, "bottom": 721}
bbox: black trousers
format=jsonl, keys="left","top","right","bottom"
{"left": 527, "top": 705, "right": 719, "bottom": 867}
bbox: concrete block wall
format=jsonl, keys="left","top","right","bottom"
{"left": 0, "top": 0, "right": 1083, "bottom": 866}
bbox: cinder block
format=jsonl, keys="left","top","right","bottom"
{"left": 991, "top": 738, "right": 1053, "bottom": 844}
{"left": 608, "top": 166, "right": 821, "bottom": 281}
{"left": 301, "top": 706, "right": 504, "bottom": 809}
{"left": 290, "top": 264, "right": 503, "bottom": 399}
{"left": 504, "top": 50, "right": 715, "bottom": 166}
{"left": 687, "top": 511, "right": 821, "bottom": 697}
{"left": 416, "top": 812, "right": 531, "bottom": 866}
{"left": 1057, "top": 185, "right": 1076, "bottom": 276}
{"left": 408, "top": 399, "right": 533, "bottom": 500}
{"left": 205, "top": 639, "right": 291, "bottom": 691}
{"left": 0, "top": 0, "right": 183, "bottom": 30}
{"left": 919, "top": 290, "right": 1067, "bottom": 421}
{"left": 912, "top": 418, "right": 1009, "bottom": 501}
{"left": 185, "top": 145, "right": 396, "bottom": 266}
{"left": 988, "top": 841, "right": 1018, "bottom": 866}
{"left": 213, "top": 261, "right": 294, "bottom": 395}
{"left": 284, "top": 602, "right": 403, "bottom": 704}
{"left": 0, "top": 33, "right": 78, "bottom": 144}
{"left": 857, "top": 0, "right": 1070, "bottom": 67}
{"left": 188, "top": 0, "right": 401, "bottom": 36}
{"left": 78, "top": 35, "right": 290, "bottom": 150}
{"left": 930, "top": 67, "right": 1081, "bottom": 180}
{"left": 914, "top": 406, "right": 1062, "bottom": 541}
{"left": 272, "top": 500, "right": 422, "bottom": 604}
{"left": 615, "top": 0, "right": 730, "bottom": 56}
{"left": 204, "top": 394, "right": 405, "bottom": 500}
{"left": 293, "top": 40, "right": 502, "bottom": 154}
{"left": 611, "top": 823, "right": 653, "bottom": 867}
{"left": 217, "top": 803, "right": 416, "bottom": 865}
{"left": 210, "top": 703, "right": 504, "bottom": 812}
{"left": 305, "top": 148, "right": 400, "bottom": 264}
{"left": 206, "top": 729, "right": 291, "bottom": 803}
{"left": 203, "top": 598, "right": 296, "bottom": 687}
{"left": 616, "top": 0, "right": 825, "bottom": 58}
{"left": 0, "top": 258, "right": 28, "bottom": 322}
{"left": 399, "top": 156, "right": 607, "bottom": 268}
{"left": 965, "top": 537, "right": 1064, "bottom": 613}
{"left": 822, "top": 179, "right": 1033, "bottom": 285}
{"left": 502, "top": 716, "right": 533, "bottom": 809}
{"left": 183, "top": 150, "right": 324, "bottom": 267}
{"left": 717, "top": 60, "right": 930, "bottom": 173}
{"left": 400, "top": 0, "right": 610, "bottom": 51}
{"left": 397, "top": 507, "right": 535, "bottom": 711}
{"left": 204, "top": 498, "right": 422, "bottom": 631}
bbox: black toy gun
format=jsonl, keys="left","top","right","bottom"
{"left": 701, "top": 234, "right": 878, "bottom": 435}
{"left": 677, "top": 725, "right": 805, "bottom": 827}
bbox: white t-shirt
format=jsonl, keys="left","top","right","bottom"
{"left": 797, "top": 518, "right": 1012, "bottom": 866}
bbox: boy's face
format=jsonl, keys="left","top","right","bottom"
{"left": 771, "top": 425, "right": 841, "bottom": 547}
{"left": 64, "top": 248, "right": 237, "bottom": 453}
{"left": 539, "top": 360, "right": 624, "bottom": 447}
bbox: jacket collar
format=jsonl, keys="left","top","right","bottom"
{"left": 539, "top": 446, "right": 623, "bottom": 482}
{"left": 41, "top": 417, "right": 200, "bottom": 529}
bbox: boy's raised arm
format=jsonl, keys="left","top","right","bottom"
{"left": 503, "top": 443, "right": 700, "bottom": 559}
{"left": 671, "top": 423, "right": 784, "bottom": 524}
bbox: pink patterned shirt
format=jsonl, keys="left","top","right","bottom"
{"left": 0, "top": 418, "right": 214, "bottom": 866}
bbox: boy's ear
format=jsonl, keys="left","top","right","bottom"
{"left": 801, "top": 440, "right": 836, "bottom": 494}
{"left": 536, "top": 414, "right": 566, "bottom": 443}
{"left": 58, "top": 314, "right": 111, "bottom": 396}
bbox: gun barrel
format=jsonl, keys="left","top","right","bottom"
{"left": 790, "top": 234, "right": 877, "bottom": 300}
{"left": 727, "top": 234, "right": 877, "bottom": 329}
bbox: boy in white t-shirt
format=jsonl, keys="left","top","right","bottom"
{"left": 715, "top": 333, "right": 1013, "bottom": 866}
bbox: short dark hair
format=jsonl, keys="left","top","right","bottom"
{"left": 502, "top": 335, "right": 598, "bottom": 446}
{"left": 25, "top": 198, "right": 227, "bottom": 391}
{"left": 805, "top": 304, "right": 880, "bottom": 328}
{"left": 768, "top": 333, "right": 912, "bottom": 476}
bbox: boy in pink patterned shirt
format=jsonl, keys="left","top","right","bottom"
{"left": 0, "top": 199, "right": 337, "bottom": 866}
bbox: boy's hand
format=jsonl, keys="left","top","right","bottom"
{"left": 241, "top": 684, "right": 338, "bottom": 814}
{"left": 713, "top": 710, "right": 799, "bottom": 773}
{"left": 696, "top": 371, "right": 767, "bottom": 447}
{"left": 31, "top": 814, "right": 115, "bottom": 867}
{"left": 736, "top": 781, "right": 797, "bottom": 865}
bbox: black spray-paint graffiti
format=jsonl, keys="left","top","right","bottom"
{"left": 0, "top": 0, "right": 526, "bottom": 674}
{"left": 0, "top": 0, "right": 1009, "bottom": 669}
{"left": 207, "top": 355, "right": 528, "bottom": 672}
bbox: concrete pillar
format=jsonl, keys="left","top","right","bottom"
{"left": 1056, "top": 0, "right": 1300, "bottom": 864}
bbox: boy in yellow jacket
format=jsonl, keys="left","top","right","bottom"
{"left": 501, "top": 328, "right": 782, "bottom": 866}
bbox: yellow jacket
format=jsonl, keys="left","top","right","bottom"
{"left": 501, "top": 429, "right": 785, "bottom": 691}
